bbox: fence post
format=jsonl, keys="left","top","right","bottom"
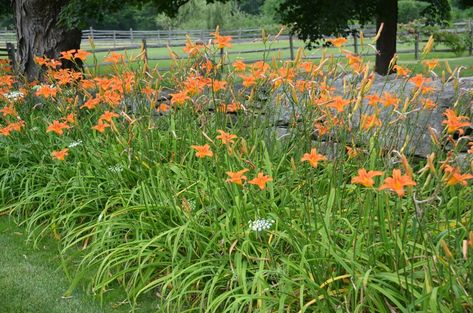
{"left": 289, "top": 34, "right": 294, "bottom": 61}
{"left": 113, "top": 30, "right": 116, "bottom": 48}
{"left": 352, "top": 30, "right": 358, "bottom": 54}
{"left": 141, "top": 39, "right": 149, "bottom": 73}
{"left": 89, "top": 26, "right": 94, "bottom": 42}
{"left": 130, "top": 28, "right": 134, "bottom": 45}
{"left": 157, "top": 30, "right": 161, "bottom": 44}
{"left": 469, "top": 20, "right": 473, "bottom": 56}
{"left": 167, "top": 28, "right": 171, "bottom": 45}
{"left": 414, "top": 31, "right": 419, "bottom": 60}
{"left": 200, "top": 29, "right": 204, "bottom": 41}
{"left": 238, "top": 28, "right": 242, "bottom": 41}
{"left": 6, "top": 42, "right": 15, "bottom": 71}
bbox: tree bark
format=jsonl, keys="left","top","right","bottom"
{"left": 14, "top": 0, "right": 82, "bottom": 81}
{"left": 375, "top": 0, "right": 398, "bottom": 75}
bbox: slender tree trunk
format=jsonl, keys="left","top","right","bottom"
{"left": 375, "top": 0, "right": 397, "bottom": 75}
{"left": 14, "top": 0, "right": 82, "bottom": 81}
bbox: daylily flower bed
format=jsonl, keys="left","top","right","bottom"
{"left": 0, "top": 32, "right": 472, "bottom": 312}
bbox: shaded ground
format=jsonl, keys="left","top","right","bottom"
{"left": 0, "top": 216, "right": 157, "bottom": 313}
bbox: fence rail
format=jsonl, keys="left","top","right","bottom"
{"left": 1, "top": 21, "right": 473, "bottom": 70}
{"left": 1, "top": 21, "right": 471, "bottom": 47}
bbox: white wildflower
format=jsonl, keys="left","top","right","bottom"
{"left": 3, "top": 91, "right": 24, "bottom": 102}
{"left": 248, "top": 218, "right": 275, "bottom": 232}
{"left": 108, "top": 164, "right": 124, "bottom": 173}
{"left": 68, "top": 140, "right": 83, "bottom": 148}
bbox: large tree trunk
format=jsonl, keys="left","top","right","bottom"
{"left": 375, "top": 0, "right": 398, "bottom": 75}
{"left": 14, "top": 0, "right": 82, "bottom": 81}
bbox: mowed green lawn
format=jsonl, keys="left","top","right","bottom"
{"left": 0, "top": 216, "right": 156, "bottom": 313}
{"left": 82, "top": 38, "right": 473, "bottom": 76}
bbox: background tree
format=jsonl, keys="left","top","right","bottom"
{"left": 86, "top": 3, "right": 159, "bottom": 30}
{"left": 0, "top": 0, "right": 208, "bottom": 80}
{"left": 277, "top": 0, "right": 451, "bottom": 75}
{"left": 454, "top": 0, "right": 473, "bottom": 8}
{"left": 398, "top": 1, "right": 430, "bottom": 24}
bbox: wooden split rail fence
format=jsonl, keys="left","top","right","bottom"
{"left": 1, "top": 21, "right": 473, "bottom": 70}
{"left": 0, "top": 43, "right": 16, "bottom": 68}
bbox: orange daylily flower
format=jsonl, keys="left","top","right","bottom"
{"left": 299, "top": 61, "right": 314, "bottom": 73}
{"left": 443, "top": 165, "right": 473, "bottom": 186}
{"left": 421, "top": 98, "right": 437, "bottom": 110}
{"left": 0, "top": 75, "right": 14, "bottom": 89}
{"left": 226, "top": 168, "right": 249, "bottom": 185}
{"left": 74, "top": 49, "right": 91, "bottom": 61}
{"left": 361, "top": 114, "right": 382, "bottom": 130}
{"left": 420, "top": 85, "right": 435, "bottom": 94}
{"left": 409, "top": 74, "right": 430, "bottom": 88}
{"left": 170, "top": 90, "right": 190, "bottom": 105}
{"left": 51, "top": 148, "right": 69, "bottom": 161}
{"left": 191, "top": 144, "right": 213, "bottom": 158}
{"left": 99, "top": 110, "right": 120, "bottom": 123}
{"left": 102, "top": 90, "right": 122, "bottom": 107}
{"left": 351, "top": 168, "right": 384, "bottom": 187}
{"left": 7, "top": 120, "right": 24, "bottom": 132}
{"left": 394, "top": 65, "right": 410, "bottom": 76}
{"left": 442, "top": 109, "right": 471, "bottom": 135}
{"left": 0, "top": 126, "right": 11, "bottom": 136}
{"left": 423, "top": 59, "right": 439, "bottom": 71}
{"left": 0, "top": 121, "right": 25, "bottom": 137}
{"left": 240, "top": 74, "right": 256, "bottom": 88}
{"left": 157, "top": 103, "right": 170, "bottom": 113}
{"left": 60, "top": 49, "right": 76, "bottom": 61}
{"left": 318, "top": 87, "right": 334, "bottom": 99}
{"left": 36, "top": 85, "right": 58, "bottom": 98}
{"left": 213, "top": 34, "right": 232, "bottom": 49}
{"left": 201, "top": 59, "right": 213, "bottom": 73}
{"left": 35, "top": 56, "right": 48, "bottom": 66}
{"left": 219, "top": 102, "right": 242, "bottom": 113}
{"left": 346, "top": 146, "right": 361, "bottom": 159}
{"left": 278, "top": 67, "right": 296, "bottom": 81}
{"left": 183, "top": 40, "right": 203, "bottom": 56}
{"left": 142, "top": 86, "right": 155, "bottom": 97}
{"left": 251, "top": 61, "right": 270, "bottom": 77}
{"left": 301, "top": 148, "right": 327, "bottom": 168}
{"left": 379, "top": 169, "right": 416, "bottom": 197}
{"left": 81, "top": 97, "right": 101, "bottom": 110}
{"left": 248, "top": 172, "right": 272, "bottom": 190}
{"left": 328, "top": 96, "right": 350, "bottom": 112}
{"left": 232, "top": 60, "right": 246, "bottom": 71}
{"left": 211, "top": 80, "right": 226, "bottom": 93}
{"left": 48, "top": 59, "right": 62, "bottom": 68}
{"left": 345, "top": 53, "right": 361, "bottom": 66}
{"left": 63, "top": 113, "right": 76, "bottom": 124}
{"left": 295, "top": 80, "right": 312, "bottom": 92}
{"left": 0, "top": 105, "right": 17, "bottom": 117}
{"left": 329, "top": 37, "right": 348, "bottom": 48}
{"left": 104, "top": 52, "right": 124, "bottom": 64}
{"left": 365, "top": 94, "right": 382, "bottom": 107}
{"left": 183, "top": 75, "right": 208, "bottom": 95}
{"left": 216, "top": 130, "right": 237, "bottom": 145}
{"left": 92, "top": 120, "right": 110, "bottom": 133}
{"left": 381, "top": 92, "right": 400, "bottom": 108}
{"left": 52, "top": 69, "right": 77, "bottom": 85}
{"left": 80, "top": 79, "right": 96, "bottom": 90}
{"left": 47, "top": 120, "right": 70, "bottom": 135}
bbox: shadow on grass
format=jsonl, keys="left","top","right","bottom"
{"left": 0, "top": 216, "right": 157, "bottom": 313}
